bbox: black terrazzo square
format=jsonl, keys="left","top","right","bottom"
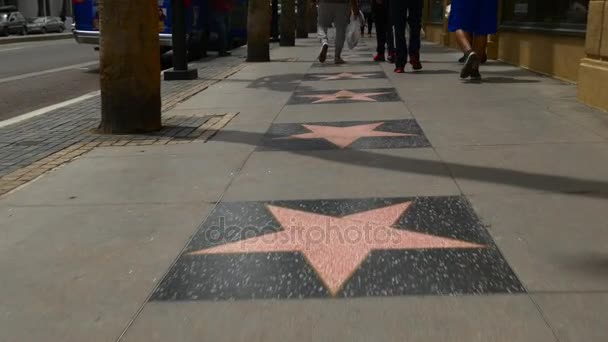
{"left": 287, "top": 88, "right": 400, "bottom": 105}
{"left": 303, "top": 71, "right": 386, "bottom": 81}
{"left": 257, "top": 119, "right": 431, "bottom": 151}
{"left": 151, "top": 196, "right": 524, "bottom": 301}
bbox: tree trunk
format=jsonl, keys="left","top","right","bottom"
{"left": 98, "top": 0, "right": 161, "bottom": 134}
{"left": 279, "top": 0, "right": 295, "bottom": 46}
{"left": 45, "top": 0, "right": 51, "bottom": 16}
{"left": 296, "top": 0, "right": 308, "bottom": 38}
{"left": 307, "top": 1, "right": 317, "bottom": 33}
{"left": 247, "top": 0, "right": 270, "bottom": 62}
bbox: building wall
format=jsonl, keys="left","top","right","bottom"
{"left": 424, "top": 23, "right": 443, "bottom": 44}
{"left": 497, "top": 31, "right": 586, "bottom": 82}
{"left": 3, "top": 0, "right": 68, "bottom": 18}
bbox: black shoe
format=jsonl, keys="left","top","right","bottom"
{"left": 458, "top": 54, "right": 466, "bottom": 63}
{"left": 318, "top": 44, "right": 329, "bottom": 63}
{"left": 481, "top": 54, "right": 488, "bottom": 64}
{"left": 218, "top": 51, "right": 232, "bottom": 57}
{"left": 460, "top": 51, "right": 480, "bottom": 79}
{"left": 470, "top": 68, "right": 482, "bottom": 81}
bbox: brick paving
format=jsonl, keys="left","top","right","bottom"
{"left": 0, "top": 56, "right": 244, "bottom": 196}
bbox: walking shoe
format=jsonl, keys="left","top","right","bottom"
{"left": 470, "top": 68, "right": 482, "bottom": 81}
{"left": 394, "top": 67, "right": 405, "bottom": 73}
{"left": 460, "top": 51, "right": 480, "bottom": 79}
{"left": 318, "top": 44, "right": 329, "bottom": 63}
{"left": 335, "top": 57, "right": 346, "bottom": 64}
{"left": 373, "top": 53, "right": 385, "bottom": 62}
{"left": 410, "top": 55, "right": 422, "bottom": 71}
{"left": 387, "top": 52, "right": 396, "bottom": 64}
{"left": 460, "top": 53, "right": 487, "bottom": 64}
{"left": 218, "top": 51, "right": 231, "bottom": 57}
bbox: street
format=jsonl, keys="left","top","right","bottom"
{"left": 0, "top": 39, "right": 99, "bottom": 121}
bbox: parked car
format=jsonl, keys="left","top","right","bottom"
{"left": 26, "top": 16, "right": 65, "bottom": 34}
{"left": 0, "top": 7, "right": 27, "bottom": 36}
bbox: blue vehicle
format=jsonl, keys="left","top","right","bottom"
{"left": 72, "top": 0, "right": 247, "bottom": 56}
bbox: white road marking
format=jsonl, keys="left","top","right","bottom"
{"left": 0, "top": 90, "right": 100, "bottom": 128}
{"left": 0, "top": 61, "right": 98, "bottom": 84}
{"left": 0, "top": 46, "right": 24, "bottom": 53}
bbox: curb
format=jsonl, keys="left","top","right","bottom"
{"left": 0, "top": 33, "right": 73, "bottom": 45}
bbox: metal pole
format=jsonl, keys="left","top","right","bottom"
{"left": 164, "top": 0, "right": 198, "bottom": 80}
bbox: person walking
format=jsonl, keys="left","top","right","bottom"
{"left": 390, "top": 0, "right": 423, "bottom": 73}
{"left": 372, "top": 0, "right": 394, "bottom": 63}
{"left": 359, "top": 0, "right": 373, "bottom": 36}
{"left": 317, "top": 0, "right": 360, "bottom": 64}
{"left": 211, "top": 0, "right": 234, "bottom": 57}
{"left": 449, "top": 0, "right": 498, "bottom": 79}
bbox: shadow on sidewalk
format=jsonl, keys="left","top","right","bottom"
{"left": 213, "top": 129, "right": 608, "bottom": 200}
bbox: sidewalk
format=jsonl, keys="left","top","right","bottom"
{"left": 0, "top": 32, "right": 72, "bottom": 45}
{"left": 1, "top": 35, "right": 608, "bottom": 342}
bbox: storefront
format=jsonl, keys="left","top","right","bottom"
{"left": 423, "top": 0, "right": 589, "bottom": 83}
{"left": 423, "top": 0, "right": 608, "bottom": 112}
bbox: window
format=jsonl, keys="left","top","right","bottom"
{"left": 428, "top": 0, "right": 444, "bottom": 24}
{"left": 502, "top": 0, "right": 589, "bottom": 33}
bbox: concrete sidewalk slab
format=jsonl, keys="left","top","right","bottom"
{"left": 533, "top": 293, "right": 608, "bottom": 342}
{"left": 471, "top": 193, "right": 608, "bottom": 292}
{"left": 223, "top": 148, "right": 461, "bottom": 201}
{"left": 121, "top": 296, "right": 557, "bottom": 342}
{"left": 0, "top": 202, "right": 210, "bottom": 342}
{"left": 275, "top": 102, "right": 413, "bottom": 123}
{"left": 435, "top": 143, "right": 608, "bottom": 196}
{"left": 3, "top": 142, "right": 252, "bottom": 206}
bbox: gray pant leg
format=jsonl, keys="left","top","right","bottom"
{"left": 317, "top": 3, "right": 333, "bottom": 47}
{"left": 333, "top": 3, "right": 350, "bottom": 57}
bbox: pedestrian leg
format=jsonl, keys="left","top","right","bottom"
{"left": 317, "top": 2, "right": 332, "bottom": 62}
{"left": 390, "top": 0, "right": 407, "bottom": 71}
{"left": 407, "top": 0, "right": 423, "bottom": 69}
{"left": 333, "top": 4, "right": 350, "bottom": 63}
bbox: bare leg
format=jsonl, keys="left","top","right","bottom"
{"left": 454, "top": 29, "right": 473, "bottom": 53}
{"left": 473, "top": 34, "right": 488, "bottom": 59}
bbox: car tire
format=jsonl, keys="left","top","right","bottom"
{"left": 59, "top": 26, "right": 64, "bottom": 33}
{"left": 41, "top": 27, "right": 46, "bottom": 34}
{"left": 21, "top": 26, "right": 27, "bottom": 35}
{"left": 1, "top": 27, "right": 8, "bottom": 36}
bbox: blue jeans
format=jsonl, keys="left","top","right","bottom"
{"left": 390, "top": 0, "right": 423, "bottom": 68}
{"left": 212, "top": 12, "right": 229, "bottom": 53}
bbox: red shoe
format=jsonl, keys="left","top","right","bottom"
{"left": 387, "top": 52, "right": 396, "bottom": 64}
{"left": 373, "top": 53, "right": 385, "bottom": 62}
{"left": 410, "top": 55, "right": 422, "bottom": 71}
{"left": 394, "top": 67, "right": 405, "bottom": 73}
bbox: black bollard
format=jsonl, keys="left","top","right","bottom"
{"left": 164, "top": 0, "right": 198, "bottom": 80}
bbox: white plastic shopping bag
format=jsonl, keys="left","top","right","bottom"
{"left": 346, "top": 12, "right": 363, "bottom": 50}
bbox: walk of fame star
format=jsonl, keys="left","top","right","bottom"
{"left": 312, "top": 72, "right": 377, "bottom": 81}
{"left": 188, "top": 202, "right": 484, "bottom": 295}
{"left": 276, "top": 122, "right": 416, "bottom": 148}
{"left": 258, "top": 119, "right": 431, "bottom": 151}
{"left": 299, "top": 90, "right": 388, "bottom": 103}
{"left": 151, "top": 197, "right": 525, "bottom": 301}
